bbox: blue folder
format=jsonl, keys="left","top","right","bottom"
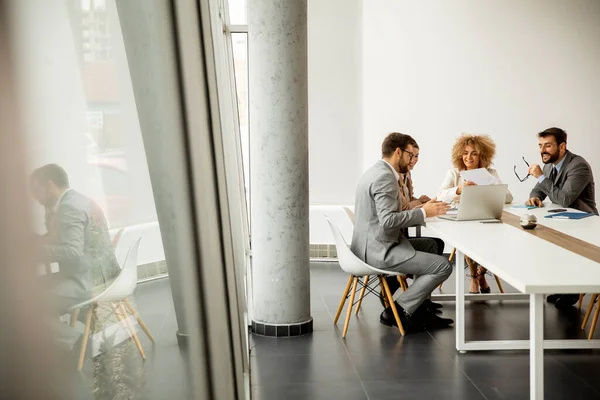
{"left": 544, "top": 212, "right": 593, "bottom": 220}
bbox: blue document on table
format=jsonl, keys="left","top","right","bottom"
{"left": 544, "top": 212, "right": 593, "bottom": 220}
{"left": 512, "top": 205, "right": 538, "bottom": 209}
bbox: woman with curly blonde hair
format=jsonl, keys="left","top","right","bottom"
{"left": 438, "top": 134, "right": 513, "bottom": 293}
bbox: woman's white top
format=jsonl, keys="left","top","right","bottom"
{"left": 437, "top": 167, "right": 513, "bottom": 204}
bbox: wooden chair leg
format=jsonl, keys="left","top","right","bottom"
{"left": 493, "top": 274, "right": 505, "bottom": 293}
{"left": 588, "top": 299, "right": 600, "bottom": 340}
{"left": 70, "top": 308, "right": 80, "bottom": 328}
{"left": 120, "top": 303, "right": 146, "bottom": 358}
{"left": 124, "top": 298, "right": 155, "bottom": 344}
{"left": 397, "top": 275, "right": 408, "bottom": 292}
{"left": 581, "top": 294, "right": 599, "bottom": 330}
{"left": 77, "top": 306, "right": 94, "bottom": 371}
{"left": 342, "top": 277, "right": 359, "bottom": 337}
{"left": 381, "top": 275, "right": 405, "bottom": 336}
{"left": 378, "top": 276, "right": 390, "bottom": 307}
{"left": 113, "top": 302, "right": 146, "bottom": 359}
{"left": 578, "top": 294, "right": 585, "bottom": 309}
{"left": 355, "top": 276, "right": 370, "bottom": 315}
{"left": 334, "top": 275, "right": 354, "bottom": 325}
{"left": 448, "top": 248, "right": 456, "bottom": 263}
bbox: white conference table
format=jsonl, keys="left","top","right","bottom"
{"left": 427, "top": 203, "right": 600, "bottom": 400}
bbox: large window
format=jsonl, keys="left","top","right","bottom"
{"left": 231, "top": 32, "right": 249, "bottom": 206}
{"left": 10, "top": 0, "right": 182, "bottom": 397}
{"left": 227, "top": 0, "right": 247, "bottom": 25}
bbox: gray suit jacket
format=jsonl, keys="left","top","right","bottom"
{"left": 44, "top": 190, "right": 120, "bottom": 306}
{"left": 530, "top": 151, "right": 597, "bottom": 214}
{"left": 351, "top": 160, "right": 425, "bottom": 269}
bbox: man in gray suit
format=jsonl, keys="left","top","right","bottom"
{"left": 31, "top": 164, "right": 120, "bottom": 348}
{"left": 526, "top": 127, "right": 597, "bottom": 307}
{"left": 351, "top": 133, "right": 453, "bottom": 332}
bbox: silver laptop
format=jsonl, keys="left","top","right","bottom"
{"left": 439, "top": 184, "right": 507, "bottom": 221}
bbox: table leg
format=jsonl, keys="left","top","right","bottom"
{"left": 530, "top": 293, "right": 544, "bottom": 400}
{"left": 455, "top": 250, "right": 466, "bottom": 351}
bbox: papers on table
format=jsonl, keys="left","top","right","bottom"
{"left": 460, "top": 168, "right": 501, "bottom": 186}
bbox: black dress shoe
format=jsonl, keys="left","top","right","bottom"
{"left": 412, "top": 311, "right": 454, "bottom": 330}
{"left": 379, "top": 304, "right": 421, "bottom": 332}
{"left": 547, "top": 294, "right": 561, "bottom": 303}
{"left": 417, "top": 301, "right": 442, "bottom": 315}
{"left": 424, "top": 299, "right": 443, "bottom": 309}
{"left": 555, "top": 294, "right": 579, "bottom": 309}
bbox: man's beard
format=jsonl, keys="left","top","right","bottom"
{"left": 397, "top": 160, "right": 410, "bottom": 174}
{"left": 541, "top": 150, "right": 560, "bottom": 164}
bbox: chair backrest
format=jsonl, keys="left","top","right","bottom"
{"left": 113, "top": 227, "right": 141, "bottom": 269}
{"left": 342, "top": 207, "right": 355, "bottom": 224}
{"left": 98, "top": 236, "right": 143, "bottom": 302}
{"left": 324, "top": 215, "right": 376, "bottom": 276}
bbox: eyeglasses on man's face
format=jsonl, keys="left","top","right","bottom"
{"left": 513, "top": 156, "right": 530, "bottom": 182}
{"left": 401, "top": 149, "right": 414, "bottom": 160}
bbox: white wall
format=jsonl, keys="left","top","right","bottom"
{"left": 362, "top": 0, "right": 600, "bottom": 204}
{"left": 308, "top": 0, "right": 363, "bottom": 204}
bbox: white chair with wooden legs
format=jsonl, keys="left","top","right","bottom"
{"left": 438, "top": 248, "right": 505, "bottom": 293}
{"left": 325, "top": 216, "right": 407, "bottom": 337}
{"left": 69, "top": 236, "right": 155, "bottom": 370}
{"left": 581, "top": 294, "right": 600, "bottom": 339}
{"left": 341, "top": 207, "right": 410, "bottom": 316}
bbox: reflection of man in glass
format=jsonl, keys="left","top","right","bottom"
{"left": 30, "top": 164, "right": 120, "bottom": 349}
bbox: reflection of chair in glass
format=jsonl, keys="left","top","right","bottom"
{"left": 111, "top": 227, "right": 125, "bottom": 248}
{"left": 325, "top": 216, "right": 407, "bottom": 337}
{"left": 581, "top": 294, "right": 600, "bottom": 339}
{"left": 69, "top": 236, "right": 155, "bottom": 370}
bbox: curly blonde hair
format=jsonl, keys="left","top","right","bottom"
{"left": 451, "top": 134, "right": 496, "bottom": 170}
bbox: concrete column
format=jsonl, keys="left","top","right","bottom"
{"left": 115, "top": 0, "right": 200, "bottom": 348}
{"left": 249, "top": 0, "right": 312, "bottom": 336}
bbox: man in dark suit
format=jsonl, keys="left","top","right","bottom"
{"left": 31, "top": 164, "right": 120, "bottom": 349}
{"left": 526, "top": 127, "right": 597, "bottom": 307}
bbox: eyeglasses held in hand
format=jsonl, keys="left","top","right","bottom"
{"left": 513, "top": 157, "right": 530, "bottom": 182}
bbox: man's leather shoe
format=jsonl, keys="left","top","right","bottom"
{"left": 417, "top": 301, "right": 442, "bottom": 315}
{"left": 379, "top": 304, "right": 422, "bottom": 332}
{"left": 547, "top": 294, "right": 561, "bottom": 303}
{"left": 424, "top": 299, "right": 443, "bottom": 309}
{"left": 412, "top": 309, "right": 454, "bottom": 330}
{"left": 555, "top": 294, "right": 579, "bottom": 309}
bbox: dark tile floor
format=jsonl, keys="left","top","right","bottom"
{"left": 251, "top": 261, "right": 600, "bottom": 400}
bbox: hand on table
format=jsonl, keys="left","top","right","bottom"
{"left": 422, "top": 198, "right": 451, "bottom": 218}
{"left": 525, "top": 197, "right": 543, "bottom": 207}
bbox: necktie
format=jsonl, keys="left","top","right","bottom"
{"left": 549, "top": 167, "right": 557, "bottom": 183}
